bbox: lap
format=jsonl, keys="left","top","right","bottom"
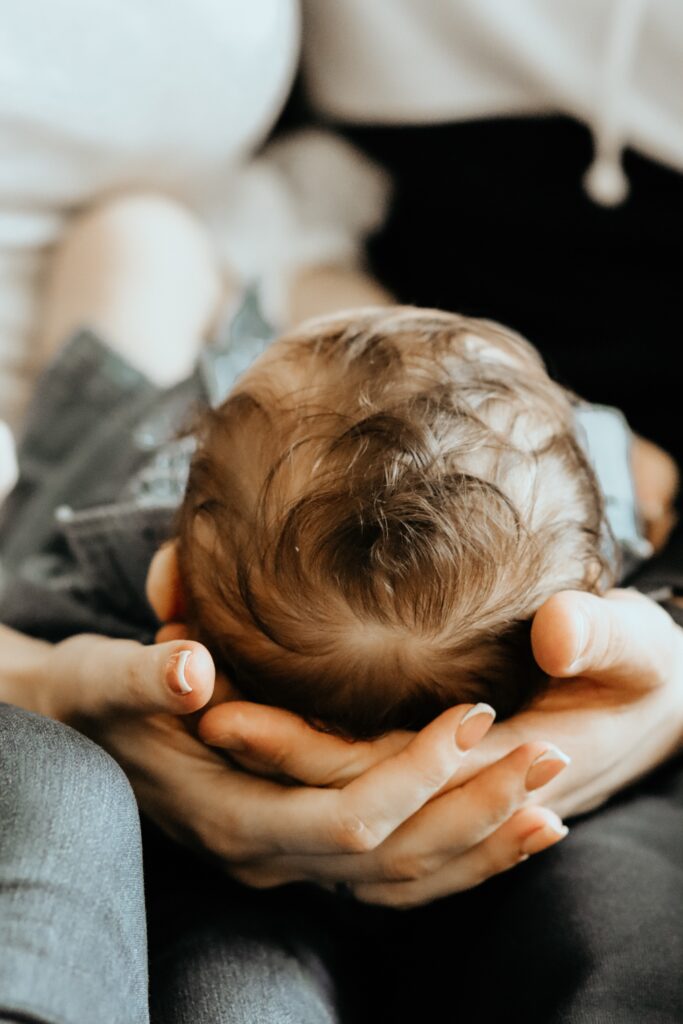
{"left": 361, "top": 755, "right": 683, "bottom": 1023}
{"left": 142, "top": 756, "right": 683, "bottom": 1024}
{"left": 144, "top": 822, "right": 349, "bottom": 1024}
{"left": 0, "top": 705, "right": 148, "bottom": 1024}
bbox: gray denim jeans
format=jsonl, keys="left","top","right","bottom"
{"left": 0, "top": 704, "right": 148, "bottom": 1024}
{"left": 0, "top": 705, "right": 345, "bottom": 1024}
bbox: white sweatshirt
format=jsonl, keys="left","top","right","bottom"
{"left": 302, "top": 0, "right": 683, "bottom": 205}
{"left": 0, "top": 0, "right": 298, "bottom": 429}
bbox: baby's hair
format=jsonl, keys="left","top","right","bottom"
{"left": 177, "top": 307, "right": 615, "bottom": 738}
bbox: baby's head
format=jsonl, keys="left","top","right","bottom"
{"left": 175, "top": 307, "right": 614, "bottom": 737}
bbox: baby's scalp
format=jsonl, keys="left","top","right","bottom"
{"left": 176, "top": 306, "right": 613, "bottom": 737}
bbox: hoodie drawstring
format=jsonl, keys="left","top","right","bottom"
{"left": 583, "top": 0, "right": 649, "bottom": 206}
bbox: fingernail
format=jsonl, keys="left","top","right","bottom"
{"left": 456, "top": 703, "right": 496, "bottom": 752}
{"left": 525, "top": 745, "right": 571, "bottom": 791}
{"left": 167, "top": 650, "right": 193, "bottom": 695}
{"left": 520, "top": 811, "right": 569, "bottom": 855}
{"left": 565, "top": 608, "right": 588, "bottom": 675}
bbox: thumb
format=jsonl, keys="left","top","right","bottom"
{"left": 54, "top": 635, "right": 215, "bottom": 720}
{"left": 531, "top": 589, "right": 676, "bottom": 688}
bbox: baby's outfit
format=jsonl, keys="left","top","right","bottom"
{"left": 0, "top": 293, "right": 678, "bottom": 644}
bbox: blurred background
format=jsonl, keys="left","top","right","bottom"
{"left": 1, "top": 0, "right": 682, "bottom": 475}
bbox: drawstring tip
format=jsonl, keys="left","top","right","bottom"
{"left": 583, "top": 157, "right": 630, "bottom": 207}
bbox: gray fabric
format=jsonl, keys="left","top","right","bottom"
{"left": 0, "top": 704, "right": 149, "bottom": 1024}
{"left": 0, "top": 701, "right": 345, "bottom": 1024}
{"left": 0, "top": 288, "right": 275, "bottom": 644}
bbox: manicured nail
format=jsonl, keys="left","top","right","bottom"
{"left": 456, "top": 703, "right": 496, "bottom": 752}
{"left": 525, "top": 745, "right": 571, "bottom": 791}
{"left": 167, "top": 650, "right": 193, "bottom": 695}
{"left": 520, "top": 810, "right": 569, "bottom": 855}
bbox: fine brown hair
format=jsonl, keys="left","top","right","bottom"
{"left": 177, "top": 307, "right": 615, "bottom": 738}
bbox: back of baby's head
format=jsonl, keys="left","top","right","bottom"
{"left": 177, "top": 307, "right": 614, "bottom": 737}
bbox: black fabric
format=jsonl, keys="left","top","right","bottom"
{"left": 342, "top": 116, "right": 683, "bottom": 467}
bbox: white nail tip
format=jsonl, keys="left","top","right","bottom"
{"left": 532, "top": 745, "right": 571, "bottom": 767}
{"left": 176, "top": 650, "right": 193, "bottom": 693}
{"left": 460, "top": 702, "right": 496, "bottom": 724}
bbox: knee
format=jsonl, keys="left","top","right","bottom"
{"left": 60, "top": 190, "right": 217, "bottom": 274}
{"left": 0, "top": 704, "right": 140, "bottom": 851}
{"left": 42, "top": 189, "right": 222, "bottom": 383}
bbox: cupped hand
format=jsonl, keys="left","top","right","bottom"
{"left": 39, "top": 621, "right": 569, "bottom": 903}
{"left": 200, "top": 589, "right": 683, "bottom": 818}
{"left": 90, "top": 676, "right": 568, "bottom": 905}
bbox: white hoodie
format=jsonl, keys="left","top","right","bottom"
{"left": 302, "top": 0, "right": 683, "bottom": 206}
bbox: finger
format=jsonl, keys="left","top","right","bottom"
{"left": 56, "top": 635, "right": 215, "bottom": 718}
{"left": 273, "top": 739, "right": 568, "bottom": 883}
{"left": 531, "top": 588, "right": 676, "bottom": 685}
{"left": 351, "top": 805, "right": 568, "bottom": 909}
{"left": 379, "top": 740, "right": 569, "bottom": 872}
{"left": 198, "top": 700, "right": 412, "bottom": 786}
{"left": 236, "top": 800, "right": 570, "bottom": 896}
{"left": 333, "top": 702, "right": 497, "bottom": 844}
{"left": 229, "top": 703, "right": 496, "bottom": 857}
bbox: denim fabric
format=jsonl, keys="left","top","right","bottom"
{"left": 0, "top": 704, "right": 149, "bottom": 1024}
{"left": 0, "top": 287, "right": 275, "bottom": 644}
{"left": 0, "top": 330, "right": 197, "bottom": 642}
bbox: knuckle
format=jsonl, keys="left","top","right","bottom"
{"left": 382, "top": 852, "right": 435, "bottom": 883}
{"left": 487, "top": 846, "right": 516, "bottom": 879}
{"left": 482, "top": 835, "right": 521, "bottom": 880}
{"left": 417, "top": 762, "right": 451, "bottom": 793}
{"left": 127, "top": 656, "right": 147, "bottom": 701}
{"left": 248, "top": 737, "right": 287, "bottom": 772}
{"left": 475, "top": 788, "right": 516, "bottom": 833}
{"left": 411, "top": 742, "right": 454, "bottom": 792}
{"left": 332, "top": 813, "right": 383, "bottom": 854}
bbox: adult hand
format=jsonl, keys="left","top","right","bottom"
{"left": 197, "top": 588, "right": 683, "bottom": 904}
{"left": 5, "top": 624, "right": 567, "bottom": 908}
{"left": 460, "top": 587, "right": 683, "bottom": 818}
{"left": 97, "top": 689, "right": 568, "bottom": 902}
